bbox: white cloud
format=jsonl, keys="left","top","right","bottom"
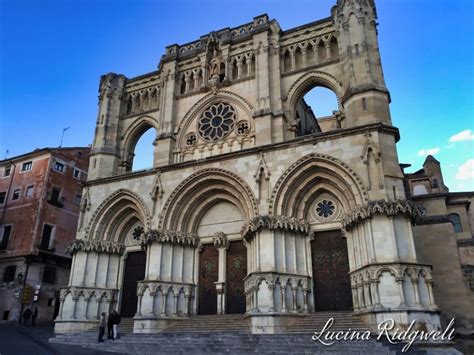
{"left": 417, "top": 147, "right": 440, "bottom": 157}
{"left": 456, "top": 159, "right": 474, "bottom": 180}
{"left": 449, "top": 129, "right": 474, "bottom": 143}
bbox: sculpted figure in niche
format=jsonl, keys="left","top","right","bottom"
{"left": 209, "top": 49, "right": 222, "bottom": 80}
{"left": 207, "top": 32, "right": 225, "bottom": 83}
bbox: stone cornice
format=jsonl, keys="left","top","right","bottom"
{"left": 140, "top": 230, "right": 199, "bottom": 247}
{"left": 65, "top": 239, "right": 125, "bottom": 255}
{"left": 342, "top": 199, "right": 420, "bottom": 230}
{"left": 242, "top": 215, "right": 310, "bottom": 240}
{"left": 85, "top": 123, "right": 400, "bottom": 187}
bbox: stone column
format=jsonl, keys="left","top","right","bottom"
{"left": 411, "top": 277, "right": 421, "bottom": 306}
{"left": 281, "top": 287, "right": 287, "bottom": 313}
{"left": 160, "top": 290, "right": 167, "bottom": 317}
{"left": 370, "top": 280, "right": 382, "bottom": 308}
{"left": 72, "top": 296, "right": 78, "bottom": 319}
{"left": 173, "top": 293, "right": 179, "bottom": 317}
{"left": 425, "top": 280, "right": 435, "bottom": 308}
{"left": 213, "top": 232, "right": 229, "bottom": 315}
{"left": 136, "top": 295, "right": 143, "bottom": 316}
{"left": 149, "top": 291, "right": 156, "bottom": 316}
{"left": 184, "top": 292, "right": 191, "bottom": 316}
{"left": 236, "top": 60, "right": 243, "bottom": 79}
{"left": 302, "top": 289, "right": 308, "bottom": 313}
{"left": 396, "top": 277, "right": 406, "bottom": 307}
{"left": 57, "top": 297, "right": 65, "bottom": 320}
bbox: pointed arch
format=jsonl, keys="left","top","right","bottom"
{"left": 120, "top": 115, "right": 159, "bottom": 171}
{"left": 159, "top": 168, "right": 258, "bottom": 233}
{"left": 174, "top": 90, "right": 255, "bottom": 145}
{"left": 86, "top": 189, "right": 151, "bottom": 242}
{"left": 270, "top": 153, "right": 368, "bottom": 218}
{"left": 285, "top": 70, "right": 343, "bottom": 118}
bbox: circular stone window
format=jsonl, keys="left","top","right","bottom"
{"left": 316, "top": 199, "right": 336, "bottom": 220}
{"left": 198, "top": 103, "right": 236, "bottom": 142}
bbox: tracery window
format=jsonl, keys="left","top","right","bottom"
{"left": 236, "top": 121, "right": 250, "bottom": 136}
{"left": 132, "top": 226, "right": 144, "bottom": 241}
{"left": 316, "top": 199, "right": 335, "bottom": 219}
{"left": 198, "top": 103, "right": 236, "bottom": 142}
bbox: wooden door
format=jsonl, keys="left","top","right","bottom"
{"left": 311, "top": 230, "right": 352, "bottom": 311}
{"left": 226, "top": 240, "right": 247, "bottom": 314}
{"left": 120, "top": 251, "right": 146, "bottom": 317}
{"left": 198, "top": 244, "right": 218, "bottom": 315}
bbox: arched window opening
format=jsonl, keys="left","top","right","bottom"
{"left": 249, "top": 56, "right": 256, "bottom": 75}
{"left": 306, "top": 43, "right": 315, "bottom": 65}
{"left": 448, "top": 213, "right": 463, "bottom": 233}
{"left": 330, "top": 37, "right": 339, "bottom": 59}
{"left": 283, "top": 50, "right": 292, "bottom": 72}
{"left": 318, "top": 41, "right": 326, "bottom": 62}
{"left": 241, "top": 57, "right": 248, "bottom": 77}
{"left": 128, "top": 127, "right": 156, "bottom": 172}
{"left": 189, "top": 73, "right": 195, "bottom": 92}
{"left": 296, "top": 86, "right": 339, "bottom": 136}
{"left": 180, "top": 75, "right": 186, "bottom": 95}
{"left": 294, "top": 47, "right": 303, "bottom": 69}
{"left": 231, "top": 60, "right": 238, "bottom": 80}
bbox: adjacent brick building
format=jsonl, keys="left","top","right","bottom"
{"left": 0, "top": 147, "right": 90, "bottom": 323}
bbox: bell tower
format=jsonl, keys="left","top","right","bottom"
{"left": 88, "top": 72, "right": 125, "bottom": 180}
{"left": 333, "top": 0, "right": 391, "bottom": 127}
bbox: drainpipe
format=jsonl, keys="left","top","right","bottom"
{"left": 18, "top": 256, "right": 30, "bottom": 324}
{"left": 0, "top": 160, "right": 16, "bottom": 227}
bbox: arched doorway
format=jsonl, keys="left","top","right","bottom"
{"left": 311, "top": 230, "right": 352, "bottom": 311}
{"left": 198, "top": 244, "right": 218, "bottom": 315}
{"left": 226, "top": 240, "right": 247, "bottom": 314}
{"left": 120, "top": 251, "right": 146, "bottom": 317}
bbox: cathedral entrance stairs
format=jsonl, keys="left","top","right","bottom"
{"left": 286, "top": 311, "right": 370, "bottom": 333}
{"left": 50, "top": 313, "right": 459, "bottom": 354}
{"left": 163, "top": 314, "right": 249, "bottom": 333}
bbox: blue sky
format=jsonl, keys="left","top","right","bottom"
{"left": 1, "top": 0, "right": 473, "bottom": 191}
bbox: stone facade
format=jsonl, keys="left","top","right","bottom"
{"left": 54, "top": 0, "right": 455, "bottom": 334}
{"left": 0, "top": 147, "right": 90, "bottom": 324}
{"left": 404, "top": 156, "right": 474, "bottom": 335}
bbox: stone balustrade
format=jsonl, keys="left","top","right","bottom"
{"left": 135, "top": 280, "right": 195, "bottom": 319}
{"left": 244, "top": 271, "right": 311, "bottom": 315}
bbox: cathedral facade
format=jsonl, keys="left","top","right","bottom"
{"left": 54, "top": 0, "right": 456, "bottom": 334}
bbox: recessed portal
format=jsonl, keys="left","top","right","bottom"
{"left": 120, "top": 251, "right": 146, "bottom": 317}
{"left": 311, "top": 230, "right": 352, "bottom": 311}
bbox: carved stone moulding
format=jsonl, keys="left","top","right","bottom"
{"left": 213, "top": 232, "right": 229, "bottom": 249}
{"left": 66, "top": 239, "right": 125, "bottom": 255}
{"left": 140, "top": 229, "right": 199, "bottom": 248}
{"left": 341, "top": 199, "right": 420, "bottom": 231}
{"left": 241, "top": 215, "right": 310, "bottom": 241}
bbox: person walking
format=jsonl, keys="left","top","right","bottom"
{"left": 32, "top": 306, "right": 38, "bottom": 326}
{"left": 107, "top": 312, "right": 114, "bottom": 340}
{"left": 112, "top": 310, "right": 121, "bottom": 340}
{"left": 98, "top": 312, "right": 106, "bottom": 343}
{"left": 22, "top": 308, "right": 31, "bottom": 326}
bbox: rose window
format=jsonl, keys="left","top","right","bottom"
{"left": 132, "top": 226, "right": 144, "bottom": 241}
{"left": 198, "top": 103, "right": 236, "bottom": 142}
{"left": 316, "top": 200, "right": 335, "bottom": 219}
{"left": 236, "top": 121, "right": 250, "bottom": 136}
{"left": 186, "top": 133, "right": 197, "bottom": 146}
